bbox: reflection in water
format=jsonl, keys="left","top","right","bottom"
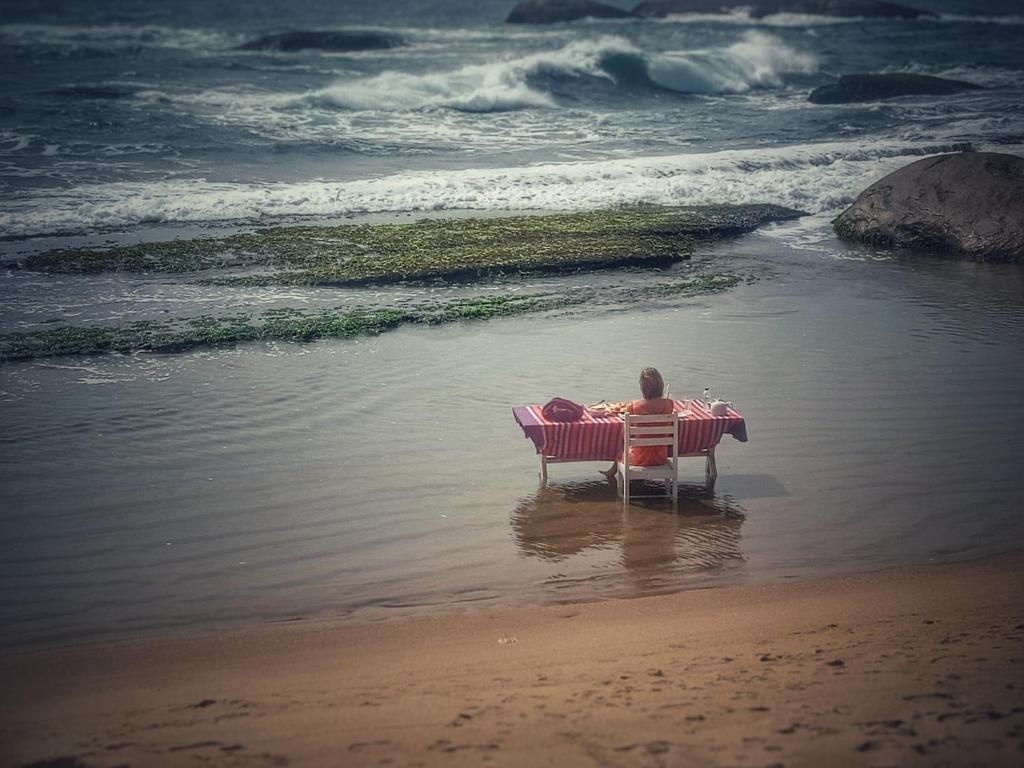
{"left": 510, "top": 480, "right": 745, "bottom": 593}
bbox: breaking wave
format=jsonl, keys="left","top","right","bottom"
{"left": 306, "top": 31, "right": 815, "bottom": 112}
{"left": 643, "top": 31, "right": 816, "bottom": 94}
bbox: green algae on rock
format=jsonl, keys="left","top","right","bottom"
{"left": 0, "top": 310, "right": 410, "bottom": 362}
{"left": 21, "top": 205, "right": 801, "bottom": 286}
{"left": 0, "top": 273, "right": 744, "bottom": 362}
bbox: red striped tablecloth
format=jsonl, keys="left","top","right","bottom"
{"left": 512, "top": 399, "right": 747, "bottom": 461}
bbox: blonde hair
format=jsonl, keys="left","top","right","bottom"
{"left": 639, "top": 367, "right": 664, "bottom": 400}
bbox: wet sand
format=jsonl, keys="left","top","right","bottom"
{"left": 3, "top": 552, "right": 1022, "bottom": 768}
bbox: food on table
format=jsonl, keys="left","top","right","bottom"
{"left": 586, "top": 401, "right": 627, "bottom": 414}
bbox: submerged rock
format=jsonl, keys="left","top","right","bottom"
{"left": 23, "top": 204, "right": 803, "bottom": 279}
{"left": 632, "top": 0, "right": 933, "bottom": 19}
{"left": 633, "top": 0, "right": 732, "bottom": 15}
{"left": 833, "top": 152, "right": 1024, "bottom": 262}
{"left": 809, "top": 73, "right": 983, "bottom": 104}
{"left": 506, "top": 0, "right": 635, "bottom": 23}
{"left": 237, "top": 30, "right": 403, "bottom": 53}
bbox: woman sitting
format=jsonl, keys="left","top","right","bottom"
{"left": 603, "top": 366, "right": 674, "bottom": 479}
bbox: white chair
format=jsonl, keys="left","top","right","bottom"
{"left": 616, "top": 413, "right": 679, "bottom": 507}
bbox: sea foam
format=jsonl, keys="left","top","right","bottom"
{"left": 0, "top": 140, "right": 979, "bottom": 238}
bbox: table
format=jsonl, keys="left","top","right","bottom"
{"left": 512, "top": 398, "right": 747, "bottom": 490}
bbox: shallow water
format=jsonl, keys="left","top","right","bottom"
{"left": 2, "top": 221, "right": 1023, "bottom": 647}
{"left": 3, "top": 0, "right": 1023, "bottom": 650}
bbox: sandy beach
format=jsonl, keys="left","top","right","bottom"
{"left": 3, "top": 551, "right": 1021, "bottom": 768}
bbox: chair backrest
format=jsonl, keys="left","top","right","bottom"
{"left": 623, "top": 412, "right": 679, "bottom": 463}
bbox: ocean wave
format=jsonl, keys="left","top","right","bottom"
{"left": 0, "top": 132, "right": 34, "bottom": 153}
{"left": 0, "top": 140, "right": 985, "bottom": 238}
{"left": 0, "top": 129, "right": 169, "bottom": 160}
{"left": 307, "top": 63, "right": 558, "bottom": 112}
{"left": 656, "top": 10, "right": 1024, "bottom": 27}
{"left": 0, "top": 22, "right": 240, "bottom": 51}
{"left": 95, "top": 33, "right": 816, "bottom": 126}
{"left": 127, "top": 84, "right": 529, "bottom": 154}
{"left": 934, "top": 13, "right": 1024, "bottom": 26}
{"left": 658, "top": 10, "right": 865, "bottom": 26}
{"left": 304, "top": 36, "right": 636, "bottom": 112}
{"left": 895, "top": 63, "right": 1024, "bottom": 89}
{"left": 302, "top": 31, "right": 814, "bottom": 112}
{"left": 644, "top": 31, "right": 816, "bottom": 94}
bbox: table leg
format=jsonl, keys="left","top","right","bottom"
{"left": 705, "top": 448, "right": 718, "bottom": 492}
{"left": 541, "top": 455, "right": 548, "bottom": 486}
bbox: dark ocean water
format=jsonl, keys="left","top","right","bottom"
{"left": 1, "top": 0, "right": 1023, "bottom": 647}
{"left": 1, "top": 0, "right": 1022, "bottom": 237}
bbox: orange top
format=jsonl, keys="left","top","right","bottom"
{"left": 625, "top": 397, "right": 675, "bottom": 466}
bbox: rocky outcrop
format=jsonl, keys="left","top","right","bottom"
{"left": 833, "top": 152, "right": 1024, "bottom": 262}
{"left": 632, "top": 0, "right": 933, "bottom": 19}
{"left": 237, "top": 31, "right": 403, "bottom": 52}
{"left": 506, "top": 0, "right": 635, "bottom": 23}
{"left": 809, "top": 73, "right": 983, "bottom": 104}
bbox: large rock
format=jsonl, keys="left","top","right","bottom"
{"left": 809, "top": 73, "right": 983, "bottom": 104}
{"left": 237, "top": 30, "right": 403, "bottom": 52}
{"left": 833, "top": 152, "right": 1024, "bottom": 262}
{"left": 633, "top": 0, "right": 933, "bottom": 19}
{"left": 506, "top": 0, "right": 635, "bottom": 23}
{"left": 632, "top": 0, "right": 730, "bottom": 15}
